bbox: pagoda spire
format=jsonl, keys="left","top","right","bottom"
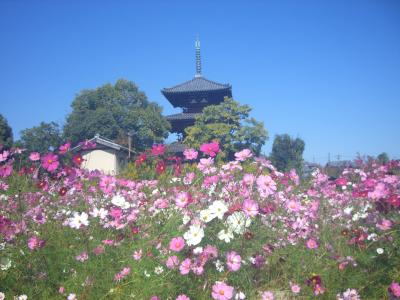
{"left": 195, "top": 37, "right": 202, "bottom": 78}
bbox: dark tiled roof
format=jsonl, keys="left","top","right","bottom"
{"left": 162, "top": 76, "right": 231, "bottom": 94}
{"left": 165, "top": 113, "right": 200, "bottom": 121}
{"left": 166, "top": 142, "right": 187, "bottom": 153}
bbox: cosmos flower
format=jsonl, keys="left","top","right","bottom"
{"left": 183, "top": 225, "right": 204, "bottom": 246}
{"left": 169, "top": 237, "right": 185, "bottom": 252}
{"left": 212, "top": 282, "right": 234, "bottom": 300}
{"left": 41, "top": 153, "right": 59, "bottom": 172}
{"left": 226, "top": 251, "right": 241, "bottom": 272}
{"left": 151, "top": 144, "right": 166, "bottom": 156}
{"left": 200, "top": 142, "right": 220, "bottom": 157}
{"left": 234, "top": 149, "right": 252, "bottom": 162}
{"left": 29, "top": 152, "right": 40, "bottom": 161}
{"left": 68, "top": 212, "right": 89, "bottom": 229}
{"left": 183, "top": 148, "right": 198, "bottom": 160}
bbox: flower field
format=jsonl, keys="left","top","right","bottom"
{"left": 0, "top": 142, "right": 400, "bottom": 300}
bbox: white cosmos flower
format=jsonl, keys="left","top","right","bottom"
{"left": 68, "top": 212, "right": 89, "bottom": 229}
{"left": 183, "top": 225, "right": 204, "bottom": 246}
{"left": 226, "top": 211, "right": 251, "bottom": 235}
{"left": 376, "top": 248, "right": 384, "bottom": 254}
{"left": 218, "top": 229, "right": 234, "bottom": 243}
{"left": 111, "top": 194, "right": 130, "bottom": 209}
{"left": 199, "top": 209, "right": 217, "bottom": 223}
{"left": 193, "top": 246, "right": 203, "bottom": 254}
{"left": 182, "top": 214, "right": 191, "bottom": 225}
{"left": 90, "top": 207, "right": 108, "bottom": 219}
{"left": 209, "top": 200, "right": 228, "bottom": 220}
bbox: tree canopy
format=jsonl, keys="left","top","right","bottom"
{"left": 0, "top": 114, "right": 13, "bottom": 149}
{"left": 18, "top": 122, "right": 63, "bottom": 154}
{"left": 63, "top": 79, "right": 170, "bottom": 151}
{"left": 184, "top": 98, "right": 268, "bottom": 159}
{"left": 270, "top": 134, "right": 305, "bottom": 173}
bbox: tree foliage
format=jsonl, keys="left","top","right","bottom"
{"left": 377, "top": 152, "right": 389, "bottom": 165}
{"left": 184, "top": 98, "right": 268, "bottom": 159}
{"left": 63, "top": 79, "right": 170, "bottom": 151}
{"left": 270, "top": 134, "right": 305, "bottom": 173}
{"left": 18, "top": 122, "right": 63, "bottom": 154}
{"left": 0, "top": 114, "right": 13, "bottom": 149}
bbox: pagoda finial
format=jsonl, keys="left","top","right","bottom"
{"left": 195, "top": 36, "right": 202, "bottom": 78}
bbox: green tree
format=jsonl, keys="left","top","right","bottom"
{"left": 184, "top": 98, "right": 268, "bottom": 159}
{"left": 270, "top": 134, "right": 305, "bottom": 173}
{"left": 0, "top": 114, "right": 13, "bottom": 149}
{"left": 63, "top": 79, "right": 170, "bottom": 151}
{"left": 18, "top": 122, "right": 63, "bottom": 154}
{"left": 377, "top": 152, "right": 389, "bottom": 165}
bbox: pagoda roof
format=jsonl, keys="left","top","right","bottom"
{"left": 165, "top": 112, "right": 200, "bottom": 121}
{"left": 162, "top": 76, "right": 231, "bottom": 94}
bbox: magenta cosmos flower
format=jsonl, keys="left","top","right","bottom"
{"left": 151, "top": 144, "right": 166, "bottom": 156}
{"left": 58, "top": 142, "right": 71, "bottom": 154}
{"left": 200, "top": 141, "right": 220, "bottom": 157}
{"left": 183, "top": 148, "right": 198, "bottom": 160}
{"left": 226, "top": 251, "right": 241, "bottom": 272}
{"left": 242, "top": 199, "right": 259, "bottom": 217}
{"left": 179, "top": 258, "right": 191, "bottom": 275}
{"left": 169, "top": 237, "right": 185, "bottom": 252}
{"left": 212, "top": 282, "right": 234, "bottom": 300}
{"left": 389, "top": 282, "right": 400, "bottom": 297}
{"left": 176, "top": 295, "right": 190, "bottom": 300}
{"left": 41, "top": 153, "right": 59, "bottom": 172}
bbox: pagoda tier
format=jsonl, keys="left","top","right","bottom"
{"left": 165, "top": 112, "right": 200, "bottom": 134}
{"left": 162, "top": 76, "right": 232, "bottom": 113}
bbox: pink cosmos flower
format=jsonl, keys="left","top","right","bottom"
{"left": 175, "top": 192, "right": 191, "bottom": 208}
{"left": 335, "top": 177, "right": 347, "bottom": 186}
{"left": 75, "top": 251, "right": 89, "bottom": 262}
{"left": 242, "top": 173, "right": 255, "bottom": 185}
{"left": 306, "top": 239, "right": 319, "bottom": 249}
{"left": 200, "top": 142, "right": 220, "bottom": 157}
{"left": 0, "top": 164, "right": 13, "bottom": 178}
{"left": 58, "top": 286, "right": 65, "bottom": 294}
{"left": 0, "top": 150, "right": 9, "bottom": 162}
{"left": 29, "top": 152, "right": 40, "bottom": 161}
{"left": 114, "top": 267, "right": 131, "bottom": 282}
{"left": 169, "top": 237, "right": 185, "bottom": 252}
{"left": 133, "top": 249, "right": 142, "bottom": 261}
{"left": 389, "top": 282, "right": 400, "bottom": 297}
{"left": 27, "top": 235, "right": 45, "bottom": 250}
{"left": 166, "top": 255, "right": 180, "bottom": 269}
{"left": 176, "top": 295, "right": 190, "bottom": 300}
{"left": 234, "top": 149, "right": 252, "bottom": 161}
{"left": 376, "top": 219, "right": 393, "bottom": 231}
{"left": 242, "top": 199, "right": 259, "bottom": 217}
{"left": 290, "top": 282, "right": 301, "bottom": 294}
{"left": 211, "top": 282, "right": 234, "bottom": 300}
{"left": 151, "top": 144, "right": 166, "bottom": 156}
{"left": 58, "top": 142, "right": 71, "bottom": 154}
{"left": 179, "top": 258, "right": 191, "bottom": 275}
{"left": 287, "top": 200, "right": 301, "bottom": 212}
{"left": 256, "top": 175, "right": 277, "bottom": 197}
{"left": 261, "top": 291, "right": 274, "bottom": 300}
{"left": 183, "top": 148, "right": 198, "bottom": 160}
{"left": 226, "top": 251, "right": 241, "bottom": 272}
{"left": 41, "top": 153, "right": 59, "bottom": 172}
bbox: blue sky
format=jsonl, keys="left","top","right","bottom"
{"left": 1, "top": 0, "right": 399, "bottom": 163}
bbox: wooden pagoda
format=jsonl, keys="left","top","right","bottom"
{"left": 162, "top": 39, "right": 232, "bottom": 139}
